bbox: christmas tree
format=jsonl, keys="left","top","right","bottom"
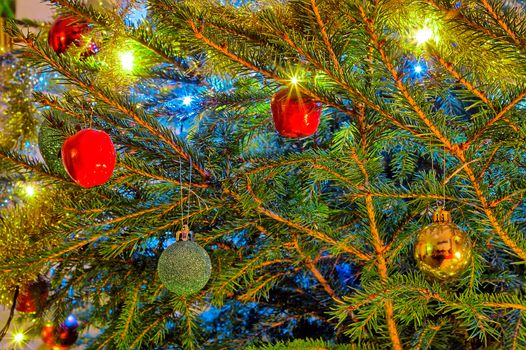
{"left": 1, "top": 0, "right": 526, "bottom": 349}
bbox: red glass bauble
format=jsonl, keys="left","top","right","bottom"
{"left": 41, "top": 323, "right": 78, "bottom": 349}
{"left": 61, "top": 129, "right": 116, "bottom": 188}
{"left": 48, "top": 16, "right": 98, "bottom": 56}
{"left": 270, "top": 88, "right": 321, "bottom": 138}
{"left": 15, "top": 280, "right": 49, "bottom": 313}
{"left": 41, "top": 324, "right": 56, "bottom": 345}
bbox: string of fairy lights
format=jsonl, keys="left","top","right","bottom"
{"left": 0, "top": 0, "right": 450, "bottom": 346}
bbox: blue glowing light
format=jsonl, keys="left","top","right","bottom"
{"left": 182, "top": 96, "right": 193, "bottom": 106}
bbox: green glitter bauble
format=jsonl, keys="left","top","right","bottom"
{"left": 157, "top": 240, "right": 212, "bottom": 296}
{"left": 38, "top": 120, "right": 68, "bottom": 177}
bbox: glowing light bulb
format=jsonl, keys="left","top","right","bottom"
{"left": 119, "top": 51, "right": 135, "bottom": 72}
{"left": 24, "top": 184, "right": 35, "bottom": 197}
{"left": 182, "top": 96, "right": 193, "bottom": 106}
{"left": 414, "top": 64, "right": 423, "bottom": 73}
{"left": 290, "top": 76, "right": 299, "bottom": 85}
{"left": 13, "top": 332, "right": 25, "bottom": 344}
{"left": 415, "top": 27, "right": 433, "bottom": 45}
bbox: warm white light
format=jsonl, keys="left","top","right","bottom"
{"left": 415, "top": 27, "right": 433, "bottom": 45}
{"left": 455, "top": 251, "right": 462, "bottom": 259}
{"left": 182, "top": 96, "right": 193, "bottom": 106}
{"left": 119, "top": 51, "right": 135, "bottom": 72}
{"left": 24, "top": 184, "right": 35, "bottom": 197}
{"left": 13, "top": 332, "right": 25, "bottom": 344}
{"left": 290, "top": 76, "right": 299, "bottom": 85}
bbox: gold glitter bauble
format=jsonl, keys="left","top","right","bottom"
{"left": 414, "top": 209, "right": 471, "bottom": 280}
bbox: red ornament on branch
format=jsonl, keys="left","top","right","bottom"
{"left": 41, "top": 320, "right": 79, "bottom": 350}
{"left": 271, "top": 88, "right": 321, "bottom": 138}
{"left": 15, "top": 279, "right": 49, "bottom": 313}
{"left": 61, "top": 129, "right": 116, "bottom": 188}
{"left": 48, "top": 16, "right": 98, "bottom": 56}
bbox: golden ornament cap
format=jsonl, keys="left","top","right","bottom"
{"left": 433, "top": 208, "right": 451, "bottom": 223}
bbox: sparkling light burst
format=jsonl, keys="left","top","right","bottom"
{"left": 9, "top": 329, "right": 28, "bottom": 348}
{"left": 13, "top": 332, "right": 25, "bottom": 344}
{"left": 119, "top": 51, "right": 135, "bottom": 72}
{"left": 182, "top": 96, "right": 193, "bottom": 106}
{"left": 24, "top": 184, "right": 36, "bottom": 197}
{"left": 415, "top": 27, "right": 433, "bottom": 45}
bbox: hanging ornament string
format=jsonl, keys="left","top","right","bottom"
{"left": 187, "top": 157, "right": 192, "bottom": 230}
{"left": 179, "top": 159, "right": 184, "bottom": 225}
{"left": 89, "top": 110, "right": 93, "bottom": 129}
{"left": 0, "top": 286, "right": 19, "bottom": 342}
{"left": 177, "top": 156, "right": 192, "bottom": 241}
{"left": 431, "top": 145, "right": 439, "bottom": 209}
{"left": 442, "top": 113, "right": 447, "bottom": 209}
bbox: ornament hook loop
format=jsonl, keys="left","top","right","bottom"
{"left": 433, "top": 208, "right": 451, "bottom": 223}
{"left": 176, "top": 224, "right": 192, "bottom": 241}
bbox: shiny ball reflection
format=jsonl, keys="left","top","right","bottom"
{"left": 414, "top": 210, "right": 471, "bottom": 280}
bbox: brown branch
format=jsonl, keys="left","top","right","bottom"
{"left": 256, "top": 202, "right": 371, "bottom": 261}
{"left": 424, "top": 0, "right": 498, "bottom": 41}
{"left": 359, "top": 7, "right": 455, "bottom": 153}
{"left": 235, "top": 184, "right": 372, "bottom": 261}
{"left": 432, "top": 52, "right": 516, "bottom": 134}
{"left": 23, "top": 38, "right": 210, "bottom": 181}
{"left": 347, "top": 192, "right": 460, "bottom": 202}
{"left": 282, "top": 31, "right": 418, "bottom": 137}
{"left": 489, "top": 190, "right": 526, "bottom": 208}
{"left": 188, "top": 7, "right": 428, "bottom": 149}
{"left": 121, "top": 284, "right": 142, "bottom": 340}
{"left": 310, "top": 0, "right": 342, "bottom": 75}
{"left": 364, "top": 194, "right": 402, "bottom": 350}
{"left": 128, "top": 310, "right": 172, "bottom": 350}
{"left": 478, "top": 145, "right": 500, "bottom": 179}
{"left": 461, "top": 163, "right": 526, "bottom": 260}
{"left": 119, "top": 162, "right": 208, "bottom": 188}
{"left": 201, "top": 222, "right": 252, "bottom": 245}
{"left": 214, "top": 248, "right": 272, "bottom": 296}
{"left": 482, "top": 302, "right": 526, "bottom": 312}
{"left": 186, "top": 18, "right": 363, "bottom": 121}
{"left": 465, "top": 89, "right": 526, "bottom": 148}
{"left": 356, "top": 3, "right": 526, "bottom": 263}
{"left": 350, "top": 143, "right": 402, "bottom": 349}
{"left": 414, "top": 320, "right": 446, "bottom": 350}
{"left": 238, "top": 272, "right": 288, "bottom": 302}
{"left": 512, "top": 317, "right": 522, "bottom": 350}
{"left": 96, "top": 334, "right": 117, "bottom": 350}
{"left": 385, "top": 212, "right": 420, "bottom": 255}
{"left": 189, "top": 20, "right": 274, "bottom": 78}
{"left": 293, "top": 237, "right": 343, "bottom": 303}
{"left": 432, "top": 54, "right": 495, "bottom": 109}
{"left": 480, "top": 0, "right": 524, "bottom": 47}
{"left": 143, "top": 206, "right": 215, "bottom": 239}
{"left": 305, "top": 257, "right": 341, "bottom": 302}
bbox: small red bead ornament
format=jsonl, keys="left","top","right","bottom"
{"left": 61, "top": 129, "right": 116, "bottom": 188}
{"left": 48, "top": 16, "right": 98, "bottom": 56}
{"left": 15, "top": 280, "right": 49, "bottom": 313}
{"left": 270, "top": 88, "right": 321, "bottom": 138}
{"left": 41, "top": 318, "right": 79, "bottom": 350}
